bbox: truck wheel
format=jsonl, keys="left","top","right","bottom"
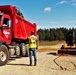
{"left": 15, "top": 44, "right": 20, "bottom": 57}
{"left": 0, "top": 45, "right": 9, "bottom": 66}
{"left": 25, "top": 44, "right": 29, "bottom": 57}
{"left": 20, "top": 43, "right": 26, "bottom": 56}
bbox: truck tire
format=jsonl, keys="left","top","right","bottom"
{"left": 15, "top": 44, "right": 20, "bottom": 57}
{"left": 20, "top": 43, "right": 26, "bottom": 56}
{"left": 25, "top": 44, "right": 29, "bottom": 57}
{"left": 0, "top": 45, "right": 9, "bottom": 66}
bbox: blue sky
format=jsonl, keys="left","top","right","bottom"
{"left": 0, "top": 0, "right": 76, "bottom": 29}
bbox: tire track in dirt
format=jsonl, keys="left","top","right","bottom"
{"left": 53, "top": 56, "right": 63, "bottom": 70}
{"left": 53, "top": 55, "right": 76, "bottom": 71}
{"left": 71, "top": 62, "right": 76, "bottom": 69}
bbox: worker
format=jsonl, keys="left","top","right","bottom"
{"left": 28, "top": 31, "right": 38, "bottom": 66}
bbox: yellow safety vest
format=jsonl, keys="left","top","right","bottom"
{"left": 29, "top": 35, "right": 37, "bottom": 48}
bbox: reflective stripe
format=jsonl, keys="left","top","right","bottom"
{"left": 29, "top": 35, "right": 37, "bottom": 48}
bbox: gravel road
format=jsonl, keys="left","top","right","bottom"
{"left": 0, "top": 44, "right": 76, "bottom": 75}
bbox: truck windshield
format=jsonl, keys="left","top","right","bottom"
{"left": 0, "top": 15, "right": 2, "bottom": 23}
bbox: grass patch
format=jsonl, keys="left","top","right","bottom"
{"left": 37, "top": 47, "right": 59, "bottom": 52}
{"left": 39, "top": 40, "right": 63, "bottom": 46}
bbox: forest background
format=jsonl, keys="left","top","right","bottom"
{"left": 38, "top": 28, "right": 75, "bottom": 41}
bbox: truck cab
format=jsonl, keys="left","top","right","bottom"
{"left": 0, "top": 12, "right": 12, "bottom": 44}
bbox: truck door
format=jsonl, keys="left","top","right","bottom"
{"left": 2, "top": 17, "right": 12, "bottom": 44}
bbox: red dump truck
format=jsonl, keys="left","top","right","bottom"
{"left": 0, "top": 5, "right": 37, "bottom": 66}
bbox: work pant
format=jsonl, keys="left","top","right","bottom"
{"left": 29, "top": 48, "right": 37, "bottom": 65}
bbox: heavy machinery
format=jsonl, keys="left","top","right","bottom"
{"left": 0, "top": 5, "right": 37, "bottom": 66}
{"left": 58, "top": 31, "right": 76, "bottom": 55}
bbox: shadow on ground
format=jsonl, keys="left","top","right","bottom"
{"left": 47, "top": 52, "right": 57, "bottom": 56}
{"left": 7, "top": 63, "right": 29, "bottom": 66}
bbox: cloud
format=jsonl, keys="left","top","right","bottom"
{"left": 56, "top": 0, "right": 67, "bottom": 5}
{"left": 70, "top": 0, "right": 76, "bottom": 2}
{"left": 44, "top": 7, "right": 52, "bottom": 13}
{"left": 56, "top": 0, "right": 76, "bottom": 5}
{"left": 71, "top": 3, "right": 76, "bottom": 6}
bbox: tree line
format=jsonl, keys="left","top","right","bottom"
{"left": 38, "top": 27, "right": 76, "bottom": 41}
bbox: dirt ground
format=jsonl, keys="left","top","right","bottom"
{"left": 0, "top": 44, "right": 76, "bottom": 75}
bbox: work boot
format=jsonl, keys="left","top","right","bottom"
{"left": 34, "top": 63, "right": 37, "bottom": 66}
{"left": 34, "top": 64, "right": 36, "bottom": 66}
{"left": 29, "top": 64, "right": 32, "bottom": 66}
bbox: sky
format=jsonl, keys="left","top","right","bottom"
{"left": 0, "top": 0, "right": 76, "bottom": 29}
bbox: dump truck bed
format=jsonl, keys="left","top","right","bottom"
{"left": 0, "top": 5, "right": 37, "bottom": 40}
{"left": 13, "top": 14, "right": 37, "bottom": 40}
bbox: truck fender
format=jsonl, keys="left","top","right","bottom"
{"left": 0, "top": 40, "right": 6, "bottom": 47}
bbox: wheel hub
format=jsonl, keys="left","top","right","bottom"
{"left": 22, "top": 45, "right": 26, "bottom": 55}
{"left": 16, "top": 46, "right": 20, "bottom": 56}
{"left": 22, "top": 46, "right": 26, "bottom": 52}
{"left": 0, "top": 51, "right": 6, "bottom": 61}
